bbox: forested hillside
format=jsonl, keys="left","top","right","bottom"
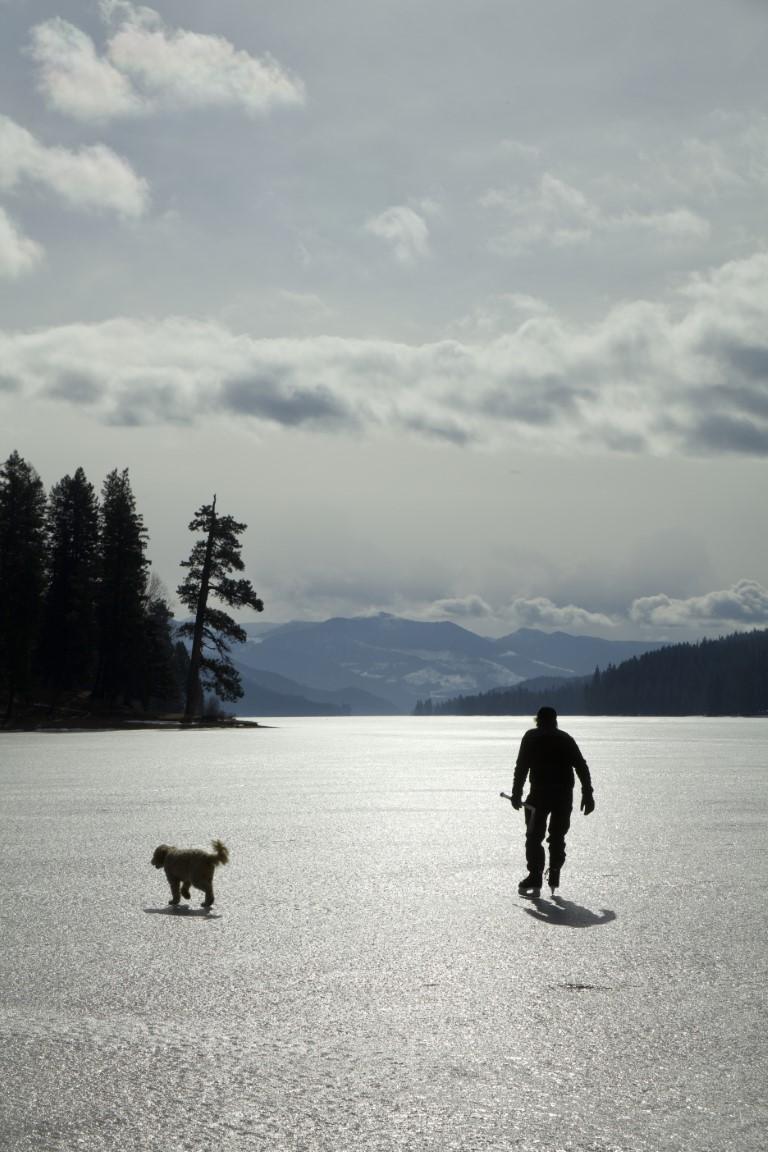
{"left": 421, "top": 629, "right": 768, "bottom": 716}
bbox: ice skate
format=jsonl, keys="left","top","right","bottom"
{"left": 518, "top": 873, "right": 543, "bottom": 894}
{"left": 547, "top": 866, "right": 560, "bottom": 894}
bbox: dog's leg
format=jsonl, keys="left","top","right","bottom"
{"left": 180, "top": 882, "right": 191, "bottom": 900}
{"left": 167, "top": 874, "right": 181, "bottom": 905}
{"left": 203, "top": 884, "right": 214, "bottom": 908}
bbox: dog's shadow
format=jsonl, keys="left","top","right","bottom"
{"left": 144, "top": 905, "right": 222, "bottom": 920}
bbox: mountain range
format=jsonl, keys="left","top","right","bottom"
{"left": 230, "top": 614, "right": 664, "bottom": 716}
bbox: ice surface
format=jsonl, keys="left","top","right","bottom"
{"left": 0, "top": 716, "right": 765, "bottom": 1151}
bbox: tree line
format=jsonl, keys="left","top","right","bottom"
{"left": 0, "top": 451, "right": 263, "bottom": 724}
{"left": 416, "top": 628, "right": 768, "bottom": 717}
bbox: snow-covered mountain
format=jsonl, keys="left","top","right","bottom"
{"left": 234, "top": 614, "right": 663, "bottom": 714}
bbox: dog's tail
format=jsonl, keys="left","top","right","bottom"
{"left": 211, "top": 839, "right": 229, "bottom": 866}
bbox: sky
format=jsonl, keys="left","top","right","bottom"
{"left": 1, "top": 0, "right": 767, "bottom": 641}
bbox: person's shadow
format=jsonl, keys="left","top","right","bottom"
{"left": 521, "top": 894, "right": 616, "bottom": 928}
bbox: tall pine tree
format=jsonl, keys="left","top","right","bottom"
{"left": 0, "top": 451, "right": 47, "bottom": 720}
{"left": 177, "top": 497, "right": 264, "bottom": 720}
{"left": 92, "top": 469, "right": 149, "bottom": 706}
{"left": 36, "top": 467, "right": 100, "bottom": 702}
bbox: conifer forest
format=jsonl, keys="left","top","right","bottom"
{"left": 0, "top": 451, "right": 262, "bottom": 724}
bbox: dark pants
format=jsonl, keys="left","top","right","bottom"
{"left": 524, "top": 792, "right": 572, "bottom": 877}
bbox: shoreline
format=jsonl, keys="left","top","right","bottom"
{"left": 1, "top": 714, "right": 265, "bottom": 732}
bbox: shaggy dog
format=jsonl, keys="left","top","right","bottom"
{"left": 151, "top": 839, "right": 229, "bottom": 908}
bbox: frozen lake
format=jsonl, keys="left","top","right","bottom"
{"left": 1, "top": 716, "right": 766, "bottom": 1151}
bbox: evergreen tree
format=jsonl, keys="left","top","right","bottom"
{"left": 36, "top": 467, "right": 100, "bottom": 701}
{"left": 0, "top": 451, "right": 47, "bottom": 719}
{"left": 92, "top": 469, "right": 150, "bottom": 705}
{"left": 177, "top": 496, "right": 264, "bottom": 719}
{"left": 140, "top": 574, "right": 184, "bottom": 711}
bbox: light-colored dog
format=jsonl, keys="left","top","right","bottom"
{"left": 151, "top": 839, "right": 229, "bottom": 908}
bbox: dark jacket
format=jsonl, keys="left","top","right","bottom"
{"left": 512, "top": 727, "right": 592, "bottom": 802}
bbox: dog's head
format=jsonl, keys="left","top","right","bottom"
{"left": 151, "top": 845, "right": 170, "bottom": 868}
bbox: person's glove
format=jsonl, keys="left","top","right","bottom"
{"left": 510, "top": 792, "right": 522, "bottom": 810}
{"left": 580, "top": 790, "right": 595, "bottom": 815}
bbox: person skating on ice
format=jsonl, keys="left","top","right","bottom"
{"left": 509, "top": 706, "right": 595, "bottom": 894}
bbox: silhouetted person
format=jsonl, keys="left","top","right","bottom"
{"left": 509, "top": 706, "right": 594, "bottom": 894}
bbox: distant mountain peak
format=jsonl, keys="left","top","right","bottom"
{"left": 233, "top": 612, "right": 665, "bottom": 714}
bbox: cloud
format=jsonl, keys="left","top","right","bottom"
{"left": 399, "top": 415, "right": 475, "bottom": 446}
{"left": 28, "top": 18, "right": 144, "bottom": 121}
{"left": 0, "top": 206, "right": 44, "bottom": 277}
{"left": 425, "top": 583, "right": 768, "bottom": 638}
{"left": 501, "top": 597, "right": 616, "bottom": 632}
{"left": 278, "top": 290, "right": 333, "bottom": 317}
{"left": 455, "top": 294, "right": 553, "bottom": 338}
{"left": 676, "top": 116, "right": 768, "bottom": 198}
{"left": 107, "top": 8, "right": 304, "bottom": 115}
{"left": 427, "top": 595, "right": 494, "bottom": 620}
{"left": 221, "top": 375, "right": 355, "bottom": 430}
{"left": 366, "top": 205, "right": 431, "bottom": 264}
{"left": 1, "top": 249, "right": 768, "bottom": 452}
{"left": 482, "top": 173, "right": 709, "bottom": 253}
{"left": 618, "top": 207, "right": 710, "bottom": 239}
{"left": 629, "top": 580, "right": 768, "bottom": 629}
{"left": 411, "top": 582, "right": 768, "bottom": 639}
{"left": 678, "top": 137, "right": 746, "bottom": 194}
{"left": 0, "top": 115, "right": 148, "bottom": 217}
{"left": 28, "top": 4, "right": 304, "bottom": 122}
